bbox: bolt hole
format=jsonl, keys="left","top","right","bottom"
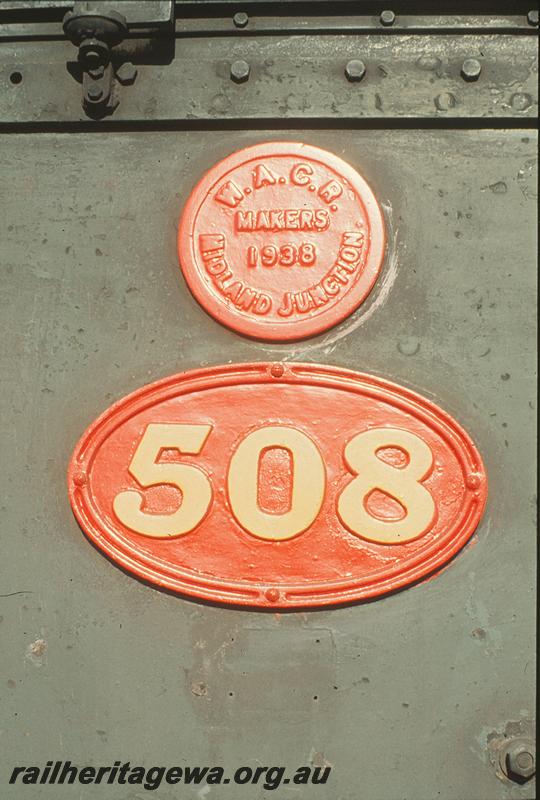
{"left": 313, "top": 695, "right": 319, "bottom": 700}
{"left": 228, "top": 691, "right": 234, "bottom": 697}
{"left": 10, "top": 71, "right": 23, "bottom": 85}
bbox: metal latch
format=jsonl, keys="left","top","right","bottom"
{"left": 62, "top": 1, "right": 173, "bottom": 117}
{"left": 63, "top": 6, "right": 129, "bottom": 116}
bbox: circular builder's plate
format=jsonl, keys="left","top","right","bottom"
{"left": 178, "top": 142, "right": 386, "bottom": 341}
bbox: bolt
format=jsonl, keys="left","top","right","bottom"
{"left": 516, "top": 752, "right": 534, "bottom": 770}
{"left": 527, "top": 9, "right": 539, "bottom": 26}
{"left": 233, "top": 11, "right": 249, "bottom": 28}
{"left": 230, "top": 59, "right": 250, "bottom": 83}
{"left": 380, "top": 9, "right": 396, "bottom": 26}
{"left": 87, "top": 84, "right": 103, "bottom": 101}
{"left": 461, "top": 58, "right": 482, "bottom": 82}
{"left": 345, "top": 59, "right": 366, "bottom": 82}
{"left": 502, "top": 739, "right": 535, "bottom": 783}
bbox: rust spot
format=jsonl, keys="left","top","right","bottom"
{"left": 311, "top": 752, "right": 333, "bottom": 768}
{"left": 505, "top": 721, "right": 523, "bottom": 738}
{"left": 471, "top": 627, "right": 486, "bottom": 639}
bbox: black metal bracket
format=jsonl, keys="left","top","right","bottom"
{"left": 62, "top": 5, "right": 137, "bottom": 117}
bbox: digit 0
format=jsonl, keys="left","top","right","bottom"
{"left": 227, "top": 426, "right": 325, "bottom": 541}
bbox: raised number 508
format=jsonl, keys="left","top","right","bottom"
{"left": 113, "top": 424, "right": 435, "bottom": 545}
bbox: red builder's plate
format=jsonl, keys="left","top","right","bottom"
{"left": 177, "top": 143, "right": 386, "bottom": 341}
{"left": 68, "top": 363, "right": 487, "bottom": 608}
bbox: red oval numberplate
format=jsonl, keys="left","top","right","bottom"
{"left": 68, "top": 363, "right": 487, "bottom": 607}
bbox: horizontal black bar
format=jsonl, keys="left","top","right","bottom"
{"left": 0, "top": 1, "right": 535, "bottom": 21}
{"left": 175, "top": 0, "right": 533, "bottom": 10}
{"left": 1, "top": 117, "right": 538, "bottom": 133}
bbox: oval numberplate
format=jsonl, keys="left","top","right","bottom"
{"left": 68, "top": 363, "right": 487, "bottom": 607}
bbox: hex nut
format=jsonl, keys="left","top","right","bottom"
{"left": 501, "top": 739, "right": 535, "bottom": 783}
{"left": 345, "top": 59, "right": 366, "bottom": 83}
{"left": 461, "top": 58, "right": 482, "bottom": 82}
{"left": 230, "top": 59, "right": 250, "bottom": 83}
{"left": 380, "top": 9, "right": 396, "bottom": 26}
{"left": 116, "top": 61, "right": 138, "bottom": 86}
{"left": 233, "top": 12, "right": 249, "bottom": 28}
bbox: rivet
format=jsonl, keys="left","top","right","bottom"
{"left": 73, "top": 471, "right": 87, "bottom": 487}
{"left": 397, "top": 337, "right": 420, "bottom": 356}
{"left": 265, "top": 588, "right": 280, "bottom": 603}
{"left": 416, "top": 55, "right": 441, "bottom": 72}
{"left": 435, "top": 92, "right": 457, "bottom": 111}
{"left": 270, "top": 363, "right": 284, "bottom": 378}
{"left": 466, "top": 473, "right": 481, "bottom": 490}
{"left": 511, "top": 92, "right": 532, "bottom": 111}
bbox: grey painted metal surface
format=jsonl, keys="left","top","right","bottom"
{"left": 0, "top": 127, "right": 536, "bottom": 798}
{"left": 0, "top": 33, "right": 537, "bottom": 123}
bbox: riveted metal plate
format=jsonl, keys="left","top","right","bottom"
{"left": 0, "top": 34, "right": 537, "bottom": 124}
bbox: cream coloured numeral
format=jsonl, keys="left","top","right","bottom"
{"left": 227, "top": 426, "right": 325, "bottom": 541}
{"left": 113, "top": 423, "right": 212, "bottom": 538}
{"left": 113, "top": 423, "right": 436, "bottom": 544}
{"left": 337, "top": 428, "right": 435, "bottom": 544}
